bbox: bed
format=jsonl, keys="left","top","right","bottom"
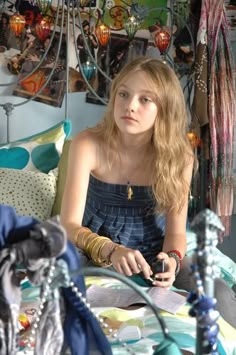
{"left": 17, "top": 263, "right": 236, "bottom": 355}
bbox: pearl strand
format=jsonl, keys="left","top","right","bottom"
{"left": 23, "top": 262, "right": 56, "bottom": 353}
{"left": 69, "top": 280, "right": 136, "bottom": 354}
{"left": 21, "top": 262, "right": 136, "bottom": 355}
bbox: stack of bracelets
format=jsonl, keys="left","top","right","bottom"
{"left": 166, "top": 249, "right": 183, "bottom": 276}
{"left": 75, "top": 226, "right": 124, "bottom": 267}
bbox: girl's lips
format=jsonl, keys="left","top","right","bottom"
{"left": 121, "top": 116, "right": 137, "bottom": 122}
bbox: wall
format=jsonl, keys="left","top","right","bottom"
{"left": 0, "top": 61, "right": 105, "bottom": 143}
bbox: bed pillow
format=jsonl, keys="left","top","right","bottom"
{"left": 0, "top": 120, "right": 71, "bottom": 173}
{"left": 0, "top": 168, "right": 57, "bottom": 221}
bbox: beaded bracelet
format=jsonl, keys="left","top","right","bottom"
{"left": 167, "top": 249, "right": 183, "bottom": 261}
{"left": 167, "top": 251, "right": 181, "bottom": 276}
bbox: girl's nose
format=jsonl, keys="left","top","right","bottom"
{"left": 126, "top": 97, "right": 138, "bottom": 112}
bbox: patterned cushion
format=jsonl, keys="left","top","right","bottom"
{"left": 0, "top": 168, "right": 57, "bottom": 221}
{"left": 0, "top": 120, "right": 71, "bottom": 173}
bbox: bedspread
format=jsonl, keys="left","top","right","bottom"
{"left": 18, "top": 276, "right": 236, "bottom": 355}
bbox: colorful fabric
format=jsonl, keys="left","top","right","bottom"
{"left": 0, "top": 204, "right": 112, "bottom": 355}
{"left": 0, "top": 120, "right": 71, "bottom": 173}
{"left": 191, "top": 0, "right": 235, "bottom": 236}
{"left": 88, "top": 278, "right": 236, "bottom": 355}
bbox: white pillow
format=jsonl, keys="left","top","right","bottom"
{"left": 0, "top": 168, "right": 57, "bottom": 221}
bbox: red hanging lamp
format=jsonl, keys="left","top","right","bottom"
{"left": 9, "top": 13, "right": 26, "bottom": 36}
{"left": 95, "top": 22, "right": 110, "bottom": 47}
{"left": 154, "top": 29, "right": 171, "bottom": 55}
{"left": 35, "top": 17, "right": 51, "bottom": 42}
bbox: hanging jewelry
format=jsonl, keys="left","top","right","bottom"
{"left": 23, "top": 262, "right": 56, "bottom": 352}
{"left": 127, "top": 181, "right": 133, "bottom": 200}
{"left": 69, "top": 280, "right": 135, "bottom": 354}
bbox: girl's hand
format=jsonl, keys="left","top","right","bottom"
{"left": 110, "top": 246, "right": 152, "bottom": 279}
{"left": 151, "top": 252, "right": 177, "bottom": 288}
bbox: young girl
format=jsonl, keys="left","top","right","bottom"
{"left": 61, "top": 57, "right": 236, "bottom": 327}
{"left": 61, "top": 56, "right": 193, "bottom": 285}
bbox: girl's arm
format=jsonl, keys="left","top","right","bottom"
{"left": 60, "top": 131, "right": 97, "bottom": 243}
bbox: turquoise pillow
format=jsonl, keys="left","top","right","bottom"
{"left": 0, "top": 120, "right": 71, "bottom": 173}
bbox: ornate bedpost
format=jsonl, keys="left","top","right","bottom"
{"left": 2, "top": 102, "right": 14, "bottom": 144}
{"left": 188, "top": 209, "right": 224, "bottom": 355}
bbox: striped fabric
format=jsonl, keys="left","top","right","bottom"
{"left": 82, "top": 175, "right": 166, "bottom": 264}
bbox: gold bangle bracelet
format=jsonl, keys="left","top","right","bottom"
{"left": 74, "top": 226, "right": 116, "bottom": 266}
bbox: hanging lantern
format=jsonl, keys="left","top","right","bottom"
{"left": 80, "top": 0, "right": 90, "bottom": 6}
{"left": 9, "top": 13, "right": 26, "bottom": 36}
{"left": 187, "top": 131, "right": 201, "bottom": 149}
{"left": 154, "top": 29, "right": 171, "bottom": 55}
{"left": 36, "top": 0, "right": 52, "bottom": 15}
{"left": 124, "top": 15, "right": 141, "bottom": 41}
{"left": 35, "top": 17, "right": 51, "bottom": 42}
{"left": 81, "top": 60, "right": 96, "bottom": 81}
{"left": 95, "top": 22, "right": 110, "bottom": 47}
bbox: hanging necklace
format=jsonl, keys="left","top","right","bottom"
{"left": 119, "top": 147, "right": 151, "bottom": 201}
{"left": 127, "top": 181, "right": 133, "bottom": 200}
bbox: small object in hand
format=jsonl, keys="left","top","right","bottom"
{"left": 152, "top": 259, "right": 167, "bottom": 281}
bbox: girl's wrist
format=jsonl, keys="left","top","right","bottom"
{"left": 167, "top": 250, "right": 182, "bottom": 276}
{"left": 102, "top": 243, "right": 124, "bottom": 264}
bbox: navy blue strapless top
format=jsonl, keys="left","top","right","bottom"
{"left": 82, "top": 174, "right": 166, "bottom": 265}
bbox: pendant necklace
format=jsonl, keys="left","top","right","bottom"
{"left": 127, "top": 181, "right": 133, "bottom": 200}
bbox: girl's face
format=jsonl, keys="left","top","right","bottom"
{"left": 114, "top": 70, "right": 158, "bottom": 136}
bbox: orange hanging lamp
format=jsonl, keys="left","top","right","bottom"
{"left": 187, "top": 131, "right": 201, "bottom": 149}
{"left": 10, "top": 13, "right": 26, "bottom": 36}
{"left": 35, "top": 17, "right": 51, "bottom": 42}
{"left": 95, "top": 22, "right": 110, "bottom": 47}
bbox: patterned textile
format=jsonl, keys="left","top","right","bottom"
{"left": 19, "top": 276, "right": 236, "bottom": 355}
{"left": 191, "top": 0, "right": 235, "bottom": 236}
{"left": 83, "top": 174, "right": 166, "bottom": 265}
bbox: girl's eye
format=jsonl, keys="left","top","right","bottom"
{"left": 141, "top": 97, "right": 152, "bottom": 104}
{"left": 118, "top": 91, "right": 128, "bottom": 98}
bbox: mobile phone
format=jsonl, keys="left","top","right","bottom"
{"left": 151, "top": 259, "right": 166, "bottom": 274}
{"left": 139, "top": 260, "right": 167, "bottom": 286}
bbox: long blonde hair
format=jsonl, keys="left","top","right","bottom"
{"left": 91, "top": 56, "right": 194, "bottom": 213}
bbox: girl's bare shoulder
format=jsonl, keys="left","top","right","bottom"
{"left": 69, "top": 129, "right": 104, "bottom": 171}
{"left": 71, "top": 128, "right": 102, "bottom": 153}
